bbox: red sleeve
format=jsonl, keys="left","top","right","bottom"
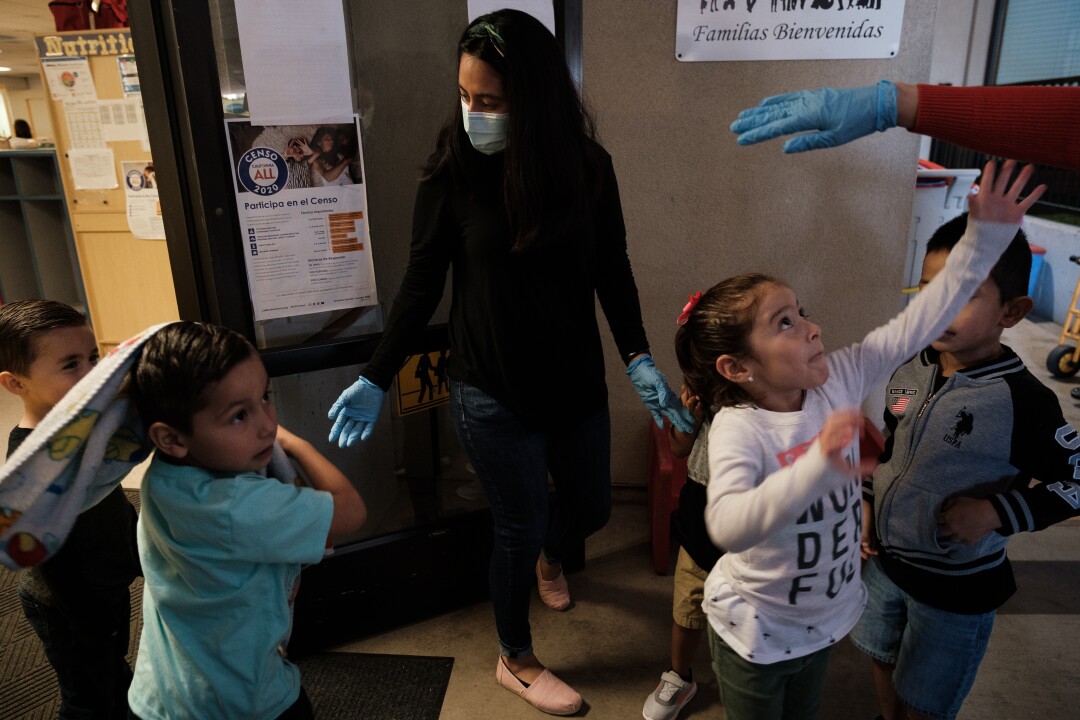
{"left": 912, "top": 84, "right": 1080, "bottom": 171}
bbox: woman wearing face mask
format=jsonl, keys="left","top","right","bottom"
{"left": 326, "top": 9, "right": 692, "bottom": 715}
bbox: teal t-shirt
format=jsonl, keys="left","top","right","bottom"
{"left": 128, "top": 456, "right": 334, "bottom": 719}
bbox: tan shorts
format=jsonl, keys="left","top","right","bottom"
{"left": 672, "top": 546, "right": 709, "bottom": 630}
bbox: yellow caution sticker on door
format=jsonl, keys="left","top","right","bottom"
{"left": 396, "top": 349, "right": 450, "bottom": 416}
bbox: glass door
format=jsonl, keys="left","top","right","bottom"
{"left": 127, "top": 0, "right": 580, "bottom": 649}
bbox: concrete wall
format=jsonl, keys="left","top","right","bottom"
{"left": 585, "top": 0, "right": 937, "bottom": 485}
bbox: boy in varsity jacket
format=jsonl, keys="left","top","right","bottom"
{"left": 852, "top": 213, "right": 1080, "bottom": 720}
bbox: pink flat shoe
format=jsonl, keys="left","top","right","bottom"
{"left": 496, "top": 658, "right": 582, "bottom": 716}
{"left": 536, "top": 558, "right": 571, "bottom": 611}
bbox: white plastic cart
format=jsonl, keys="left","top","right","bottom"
{"left": 902, "top": 166, "right": 982, "bottom": 296}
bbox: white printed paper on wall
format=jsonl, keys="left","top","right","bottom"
{"left": 676, "top": 0, "right": 905, "bottom": 62}
{"left": 41, "top": 57, "right": 97, "bottom": 100}
{"left": 225, "top": 117, "right": 378, "bottom": 321}
{"left": 63, "top": 100, "right": 106, "bottom": 148}
{"left": 68, "top": 148, "right": 118, "bottom": 190}
{"left": 118, "top": 55, "right": 140, "bottom": 96}
{"left": 122, "top": 161, "right": 165, "bottom": 239}
{"left": 99, "top": 99, "right": 145, "bottom": 143}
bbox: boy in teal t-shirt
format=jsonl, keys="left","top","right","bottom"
{"left": 127, "top": 322, "right": 367, "bottom": 719}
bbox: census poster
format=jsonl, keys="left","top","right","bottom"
{"left": 122, "top": 161, "right": 164, "bottom": 239}
{"left": 676, "top": 0, "right": 906, "bottom": 62}
{"left": 225, "top": 116, "right": 378, "bottom": 321}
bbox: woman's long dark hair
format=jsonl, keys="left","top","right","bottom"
{"left": 425, "top": 9, "right": 596, "bottom": 253}
{"left": 310, "top": 126, "right": 340, "bottom": 169}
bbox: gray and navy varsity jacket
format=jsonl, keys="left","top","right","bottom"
{"left": 866, "top": 345, "right": 1080, "bottom": 614}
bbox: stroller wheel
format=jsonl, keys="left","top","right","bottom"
{"left": 1071, "top": 387, "right": 1080, "bottom": 400}
{"left": 1047, "top": 345, "right": 1080, "bottom": 378}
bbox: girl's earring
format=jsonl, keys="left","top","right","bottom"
{"left": 746, "top": 376, "right": 754, "bottom": 383}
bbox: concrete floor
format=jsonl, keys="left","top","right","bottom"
{"left": 2, "top": 317, "right": 1078, "bottom": 718}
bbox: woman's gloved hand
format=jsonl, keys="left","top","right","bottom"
{"left": 626, "top": 355, "right": 696, "bottom": 433}
{"left": 730, "top": 80, "right": 898, "bottom": 153}
{"left": 327, "top": 376, "right": 384, "bottom": 447}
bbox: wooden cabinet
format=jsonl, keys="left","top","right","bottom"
{"left": 0, "top": 150, "right": 85, "bottom": 310}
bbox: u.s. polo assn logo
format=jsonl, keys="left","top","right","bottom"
{"left": 237, "top": 147, "right": 288, "bottom": 195}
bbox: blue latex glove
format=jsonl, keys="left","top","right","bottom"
{"left": 327, "top": 376, "right": 384, "bottom": 447}
{"left": 626, "top": 355, "right": 696, "bottom": 434}
{"left": 730, "top": 80, "right": 898, "bottom": 153}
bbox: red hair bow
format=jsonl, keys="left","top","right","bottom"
{"left": 677, "top": 291, "right": 703, "bottom": 326}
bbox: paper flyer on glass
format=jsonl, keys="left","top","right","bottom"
{"left": 467, "top": 0, "right": 555, "bottom": 34}
{"left": 225, "top": 116, "right": 377, "bottom": 321}
{"left": 234, "top": 0, "right": 353, "bottom": 126}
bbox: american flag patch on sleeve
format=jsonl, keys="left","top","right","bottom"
{"left": 888, "top": 388, "right": 917, "bottom": 415}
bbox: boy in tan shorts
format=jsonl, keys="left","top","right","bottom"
{"left": 643, "top": 389, "right": 723, "bottom": 720}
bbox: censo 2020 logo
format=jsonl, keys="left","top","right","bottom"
{"left": 237, "top": 147, "right": 288, "bottom": 195}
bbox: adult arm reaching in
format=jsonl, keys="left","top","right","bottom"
{"left": 731, "top": 81, "right": 1080, "bottom": 171}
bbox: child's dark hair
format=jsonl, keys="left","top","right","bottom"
{"left": 925, "top": 212, "right": 1031, "bottom": 301}
{"left": 0, "top": 300, "right": 88, "bottom": 375}
{"left": 675, "top": 273, "right": 779, "bottom": 415}
{"left": 131, "top": 322, "right": 256, "bottom": 434}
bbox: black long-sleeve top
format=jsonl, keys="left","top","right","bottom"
{"left": 362, "top": 139, "right": 650, "bottom": 427}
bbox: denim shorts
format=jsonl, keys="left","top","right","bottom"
{"left": 849, "top": 557, "right": 995, "bottom": 720}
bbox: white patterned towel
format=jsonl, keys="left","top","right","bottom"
{"left": 0, "top": 322, "right": 295, "bottom": 570}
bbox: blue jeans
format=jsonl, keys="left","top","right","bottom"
{"left": 849, "top": 557, "right": 994, "bottom": 720}
{"left": 451, "top": 380, "right": 612, "bottom": 658}
{"left": 19, "top": 587, "right": 133, "bottom": 719}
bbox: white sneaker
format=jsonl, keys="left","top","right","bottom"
{"left": 642, "top": 670, "right": 697, "bottom": 720}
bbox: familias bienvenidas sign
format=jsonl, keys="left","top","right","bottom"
{"left": 36, "top": 30, "right": 134, "bottom": 59}
{"left": 676, "top": 0, "right": 905, "bottom": 62}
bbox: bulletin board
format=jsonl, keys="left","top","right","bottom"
{"left": 35, "top": 29, "right": 179, "bottom": 351}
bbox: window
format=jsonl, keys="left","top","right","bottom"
{"left": 938, "top": 0, "right": 1080, "bottom": 222}
{"left": 990, "top": 0, "right": 1080, "bottom": 86}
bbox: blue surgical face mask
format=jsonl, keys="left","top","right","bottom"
{"left": 461, "top": 100, "right": 508, "bottom": 154}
